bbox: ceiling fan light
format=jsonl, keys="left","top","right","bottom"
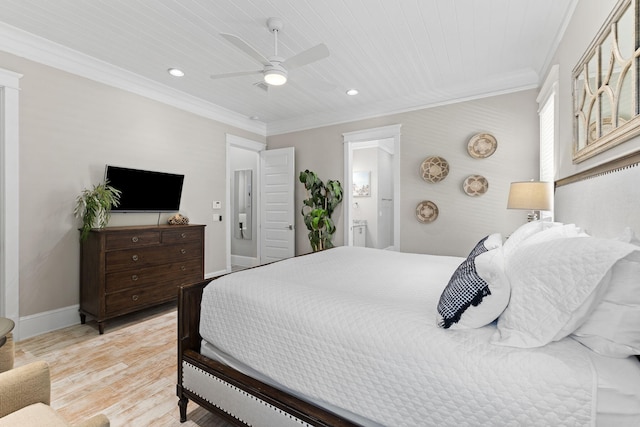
{"left": 264, "top": 69, "right": 287, "bottom": 86}
{"left": 167, "top": 68, "right": 185, "bottom": 77}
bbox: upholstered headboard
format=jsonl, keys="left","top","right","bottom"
{"left": 555, "top": 150, "right": 640, "bottom": 239}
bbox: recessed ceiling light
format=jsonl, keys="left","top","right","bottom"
{"left": 250, "top": 115, "right": 260, "bottom": 120}
{"left": 168, "top": 68, "right": 185, "bottom": 77}
{"left": 346, "top": 88, "right": 359, "bottom": 96}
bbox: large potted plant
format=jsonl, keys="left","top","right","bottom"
{"left": 299, "top": 169, "right": 343, "bottom": 252}
{"left": 74, "top": 181, "right": 121, "bottom": 241}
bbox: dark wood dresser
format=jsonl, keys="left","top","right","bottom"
{"left": 80, "top": 224, "right": 205, "bottom": 333}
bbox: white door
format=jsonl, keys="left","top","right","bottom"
{"left": 260, "top": 147, "right": 295, "bottom": 263}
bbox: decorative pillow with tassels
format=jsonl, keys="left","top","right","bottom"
{"left": 437, "top": 233, "right": 510, "bottom": 329}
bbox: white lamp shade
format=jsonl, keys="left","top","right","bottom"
{"left": 507, "top": 181, "right": 553, "bottom": 211}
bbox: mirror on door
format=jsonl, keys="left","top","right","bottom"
{"left": 234, "top": 169, "right": 252, "bottom": 240}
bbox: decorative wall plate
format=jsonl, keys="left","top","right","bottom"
{"left": 420, "top": 156, "right": 450, "bottom": 183}
{"left": 416, "top": 200, "right": 439, "bottom": 223}
{"left": 467, "top": 133, "right": 497, "bottom": 158}
{"left": 463, "top": 175, "right": 489, "bottom": 196}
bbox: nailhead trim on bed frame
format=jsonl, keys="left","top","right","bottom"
{"left": 182, "top": 361, "right": 312, "bottom": 427}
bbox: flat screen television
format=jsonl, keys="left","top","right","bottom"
{"left": 105, "top": 165, "right": 184, "bottom": 212}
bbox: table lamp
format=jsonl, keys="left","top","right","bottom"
{"left": 507, "top": 181, "right": 553, "bottom": 222}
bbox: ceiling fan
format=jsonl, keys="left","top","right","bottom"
{"left": 211, "top": 17, "right": 330, "bottom": 88}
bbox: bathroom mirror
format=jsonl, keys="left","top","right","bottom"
{"left": 234, "top": 169, "right": 252, "bottom": 240}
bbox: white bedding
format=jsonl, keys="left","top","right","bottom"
{"left": 199, "top": 246, "right": 640, "bottom": 426}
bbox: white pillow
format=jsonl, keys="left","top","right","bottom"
{"left": 516, "top": 223, "right": 586, "bottom": 248}
{"left": 617, "top": 227, "right": 640, "bottom": 246}
{"left": 502, "top": 220, "right": 561, "bottom": 257}
{"left": 571, "top": 251, "right": 640, "bottom": 357}
{"left": 492, "top": 237, "right": 638, "bottom": 348}
{"left": 437, "top": 233, "right": 510, "bottom": 329}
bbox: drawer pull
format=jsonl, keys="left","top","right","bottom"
{"left": 132, "top": 295, "right": 139, "bottom": 301}
{"left": 131, "top": 274, "right": 139, "bottom": 281}
{"left": 132, "top": 254, "right": 139, "bottom": 262}
{"left": 181, "top": 265, "right": 186, "bottom": 271}
{"left": 180, "top": 248, "right": 187, "bottom": 254}
{"left": 131, "top": 236, "right": 139, "bottom": 243}
{"left": 181, "top": 233, "right": 187, "bottom": 239}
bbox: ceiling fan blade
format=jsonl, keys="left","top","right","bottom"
{"left": 210, "top": 70, "right": 262, "bottom": 80}
{"left": 220, "top": 33, "right": 270, "bottom": 66}
{"left": 282, "top": 43, "right": 330, "bottom": 70}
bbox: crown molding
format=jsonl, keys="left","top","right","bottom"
{"left": 0, "top": 22, "right": 266, "bottom": 136}
{"left": 266, "top": 82, "right": 538, "bottom": 136}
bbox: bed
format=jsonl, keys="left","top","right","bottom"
{"left": 177, "top": 153, "right": 640, "bottom": 426}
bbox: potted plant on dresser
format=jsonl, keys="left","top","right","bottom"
{"left": 74, "top": 180, "right": 121, "bottom": 241}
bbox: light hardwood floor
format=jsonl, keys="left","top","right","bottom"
{"left": 13, "top": 303, "right": 233, "bottom": 427}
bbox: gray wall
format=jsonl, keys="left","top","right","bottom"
{"left": 267, "top": 89, "right": 540, "bottom": 257}
{"left": 0, "top": 51, "right": 264, "bottom": 317}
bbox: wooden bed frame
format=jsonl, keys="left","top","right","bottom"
{"left": 177, "top": 278, "right": 360, "bottom": 426}
{"left": 177, "top": 151, "right": 640, "bottom": 425}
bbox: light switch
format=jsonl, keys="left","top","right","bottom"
{"left": 213, "top": 201, "right": 221, "bottom": 209}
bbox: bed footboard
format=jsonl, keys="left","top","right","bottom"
{"left": 177, "top": 280, "right": 358, "bottom": 427}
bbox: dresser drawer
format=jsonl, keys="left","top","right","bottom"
{"left": 105, "top": 258, "right": 202, "bottom": 292}
{"left": 162, "top": 228, "right": 202, "bottom": 243}
{"left": 105, "top": 241, "right": 202, "bottom": 272}
{"left": 80, "top": 224, "right": 205, "bottom": 334}
{"left": 105, "top": 230, "right": 160, "bottom": 250}
{"left": 105, "top": 283, "right": 178, "bottom": 315}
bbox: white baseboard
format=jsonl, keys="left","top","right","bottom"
{"left": 231, "top": 255, "right": 259, "bottom": 268}
{"left": 18, "top": 304, "right": 80, "bottom": 341}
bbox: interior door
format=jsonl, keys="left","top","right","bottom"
{"left": 260, "top": 147, "right": 295, "bottom": 263}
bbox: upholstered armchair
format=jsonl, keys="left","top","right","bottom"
{"left": 0, "top": 360, "right": 109, "bottom": 427}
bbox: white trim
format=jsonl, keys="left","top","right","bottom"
{"left": 536, "top": 64, "right": 559, "bottom": 109}
{"left": 343, "top": 125, "right": 402, "bottom": 143}
{"left": 0, "top": 22, "right": 266, "bottom": 136}
{"left": 225, "top": 134, "right": 265, "bottom": 273}
{"left": 18, "top": 305, "right": 79, "bottom": 340}
{"left": 342, "top": 125, "right": 401, "bottom": 250}
{"left": 226, "top": 134, "right": 266, "bottom": 152}
{"left": 0, "top": 68, "right": 21, "bottom": 338}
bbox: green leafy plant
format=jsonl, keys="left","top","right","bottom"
{"left": 74, "top": 181, "right": 121, "bottom": 241}
{"left": 299, "top": 169, "right": 343, "bottom": 252}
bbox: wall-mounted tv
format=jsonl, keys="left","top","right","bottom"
{"left": 105, "top": 165, "right": 184, "bottom": 212}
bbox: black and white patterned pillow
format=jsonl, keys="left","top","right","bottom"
{"left": 437, "top": 233, "right": 509, "bottom": 329}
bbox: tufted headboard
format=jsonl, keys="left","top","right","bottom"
{"left": 555, "top": 151, "right": 640, "bottom": 362}
{"left": 555, "top": 150, "right": 640, "bottom": 239}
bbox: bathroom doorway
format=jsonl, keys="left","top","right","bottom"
{"left": 343, "top": 125, "right": 401, "bottom": 250}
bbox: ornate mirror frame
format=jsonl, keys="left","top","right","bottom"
{"left": 573, "top": 0, "right": 639, "bottom": 163}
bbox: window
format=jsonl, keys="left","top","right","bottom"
{"left": 537, "top": 65, "right": 558, "bottom": 219}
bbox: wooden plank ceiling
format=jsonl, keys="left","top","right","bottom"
{"left": 0, "top": 0, "right": 576, "bottom": 134}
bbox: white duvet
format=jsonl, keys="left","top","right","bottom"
{"left": 199, "top": 247, "right": 602, "bottom": 426}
